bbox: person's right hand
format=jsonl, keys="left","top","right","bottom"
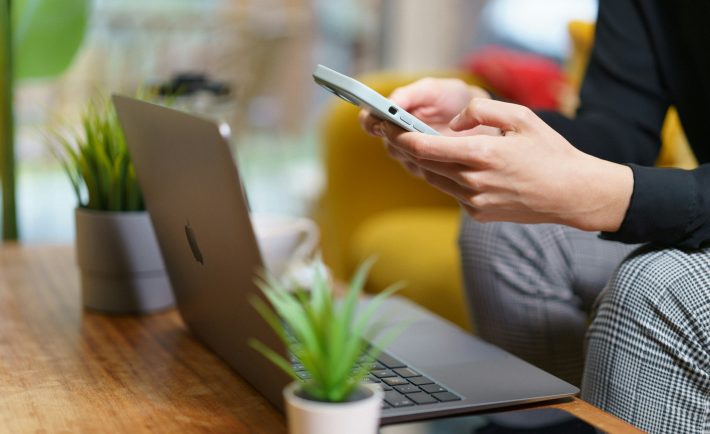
{"left": 358, "top": 77, "right": 490, "bottom": 137}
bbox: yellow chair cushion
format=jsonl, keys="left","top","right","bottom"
{"left": 348, "top": 207, "right": 470, "bottom": 330}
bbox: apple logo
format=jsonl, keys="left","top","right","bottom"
{"left": 184, "top": 221, "right": 204, "bottom": 265}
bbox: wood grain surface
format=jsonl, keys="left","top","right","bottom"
{"left": 0, "top": 244, "right": 642, "bottom": 433}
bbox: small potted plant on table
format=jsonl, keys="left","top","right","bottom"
{"left": 51, "top": 97, "right": 174, "bottom": 314}
{"left": 250, "top": 259, "right": 405, "bottom": 434}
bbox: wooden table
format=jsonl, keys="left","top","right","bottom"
{"left": 0, "top": 245, "right": 642, "bottom": 433}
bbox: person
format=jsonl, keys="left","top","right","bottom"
{"left": 359, "top": 1, "right": 710, "bottom": 433}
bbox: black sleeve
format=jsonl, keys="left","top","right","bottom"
{"left": 600, "top": 164, "right": 710, "bottom": 249}
{"left": 534, "top": 0, "right": 710, "bottom": 248}
{"left": 538, "top": 0, "right": 669, "bottom": 165}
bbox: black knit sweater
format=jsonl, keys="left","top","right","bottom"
{"left": 539, "top": 0, "right": 710, "bottom": 249}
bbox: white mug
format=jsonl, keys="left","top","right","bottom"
{"left": 250, "top": 214, "right": 320, "bottom": 278}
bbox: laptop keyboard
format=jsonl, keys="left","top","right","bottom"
{"left": 291, "top": 351, "right": 462, "bottom": 409}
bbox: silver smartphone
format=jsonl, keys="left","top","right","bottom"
{"left": 313, "top": 64, "right": 440, "bottom": 135}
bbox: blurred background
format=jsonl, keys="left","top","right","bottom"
{"left": 7, "top": 0, "right": 597, "bottom": 242}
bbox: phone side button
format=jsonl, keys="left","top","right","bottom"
{"left": 399, "top": 114, "right": 413, "bottom": 125}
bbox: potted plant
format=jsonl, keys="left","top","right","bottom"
{"left": 250, "top": 258, "right": 405, "bottom": 434}
{"left": 51, "top": 96, "right": 174, "bottom": 314}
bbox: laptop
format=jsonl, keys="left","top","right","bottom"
{"left": 113, "top": 95, "right": 578, "bottom": 425}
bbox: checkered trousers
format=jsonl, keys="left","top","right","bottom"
{"left": 458, "top": 215, "right": 710, "bottom": 433}
{"left": 583, "top": 245, "right": 710, "bottom": 433}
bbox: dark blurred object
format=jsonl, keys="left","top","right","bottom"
{"left": 462, "top": 46, "right": 568, "bottom": 110}
{"left": 476, "top": 418, "right": 597, "bottom": 434}
{"left": 152, "top": 73, "right": 233, "bottom": 131}
{"left": 380, "top": 408, "right": 598, "bottom": 434}
{"left": 156, "top": 73, "right": 230, "bottom": 97}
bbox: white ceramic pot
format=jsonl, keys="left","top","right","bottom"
{"left": 75, "top": 208, "right": 174, "bottom": 314}
{"left": 284, "top": 382, "right": 383, "bottom": 434}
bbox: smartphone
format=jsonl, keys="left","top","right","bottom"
{"left": 312, "top": 64, "right": 440, "bottom": 135}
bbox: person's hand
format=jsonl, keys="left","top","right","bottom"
{"left": 359, "top": 77, "right": 494, "bottom": 136}
{"left": 378, "top": 98, "right": 634, "bottom": 232}
{"left": 359, "top": 77, "right": 499, "bottom": 177}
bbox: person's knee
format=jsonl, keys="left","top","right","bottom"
{"left": 594, "top": 247, "right": 698, "bottom": 317}
{"left": 589, "top": 246, "right": 710, "bottom": 346}
{"left": 585, "top": 247, "right": 710, "bottom": 432}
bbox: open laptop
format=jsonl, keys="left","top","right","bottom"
{"left": 113, "top": 95, "right": 578, "bottom": 425}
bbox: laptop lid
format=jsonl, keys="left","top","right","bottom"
{"left": 113, "top": 95, "right": 290, "bottom": 409}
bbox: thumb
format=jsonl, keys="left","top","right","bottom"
{"left": 449, "top": 98, "right": 536, "bottom": 133}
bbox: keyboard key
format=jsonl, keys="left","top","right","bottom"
{"left": 382, "top": 377, "right": 409, "bottom": 386}
{"left": 432, "top": 391, "right": 461, "bottom": 402}
{"left": 372, "top": 369, "right": 396, "bottom": 378}
{"left": 361, "top": 362, "right": 387, "bottom": 370}
{"left": 407, "top": 392, "right": 439, "bottom": 405}
{"left": 381, "top": 401, "right": 391, "bottom": 409}
{"left": 381, "top": 385, "right": 393, "bottom": 391}
{"left": 409, "top": 376, "right": 435, "bottom": 386}
{"left": 393, "top": 368, "right": 420, "bottom": 378}
{"left": 420, "top": 384, "right": 447, "bottom": 394}
{"left": 394, "top": 384, "right": 421, "bottom": 394}
{"left": 384, "top": 391, "right": 415, "bottom": 408}
{"left": 378, "top": 354, "right": 407, "bottom": 369}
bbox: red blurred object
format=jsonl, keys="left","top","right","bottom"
{"left": 462, "top": 46, "right": 567, "bottom": 110}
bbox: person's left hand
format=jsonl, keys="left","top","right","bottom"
{"left": 376, "top": 98, "right": 633, "bottom": 232}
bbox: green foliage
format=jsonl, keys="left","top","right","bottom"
{"left": 51, "top": 97, "right": 144, "bottom": 212}
{"left": 2, "top": 0, "right": 89, "bottom": 239}
{"left": 13, "top": 0, "right": 89, "bottom": 79}
{"left": 1, "top": 0, "right": 17, "bottom": 239}
{"left": 250, "top": 258, "right": 407, "bottom": 403}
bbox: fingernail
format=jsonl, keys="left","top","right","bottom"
{"left": 450, "top": 113, "right": 461, "bottom": 126}
{"left": 374, "top": 124, "right": 384, "bottom": 137}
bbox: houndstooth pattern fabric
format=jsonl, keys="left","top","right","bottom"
{"left": 583, "top": 246, "right": 710, "bottom": 433}
{"left": 458, "top": 215, "right": 636, "bottom": 386}
{"left": 458, "top": 214, "right": 710, "bottom": 433}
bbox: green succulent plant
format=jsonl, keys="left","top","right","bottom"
{"left": 52, "top": 97, "right": 144, "bottom": 212}
{"left": 250, "top": 258, "right": 406, "bottom": 402}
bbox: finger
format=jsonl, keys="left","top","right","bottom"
{"left": 384, "top": 142, "right": 414, "bottom": 164}
{"left": 404, "top": 161, "right": 425, "bottom": 178}
{"left": 381, "top": 120, "right": 505, "bottom": 165}
{"left": 384, "top": 143, "right": 425, "bottom": 178}
{"left": 460, "top": 202, "right": 485, "bottom": 222}
{"left": 469, "top": 125, "right": 503, "bottom": 137}
{"left": 469, "top": 85, "right": 492, "bottom": 100}
{"left": 412, "top": 158, "right": 487, "bottom": 189}
{"left": 449, "top": 98, "right": 537, "bottom": 133}
{"left": 359, "top": 110, "right": 385, "bottom": 137}
{"left": 389, "top": 78, "right": 441, "bottom": 110}
{"left": 420, "top": 169, "right": 476, "bottom": 204}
